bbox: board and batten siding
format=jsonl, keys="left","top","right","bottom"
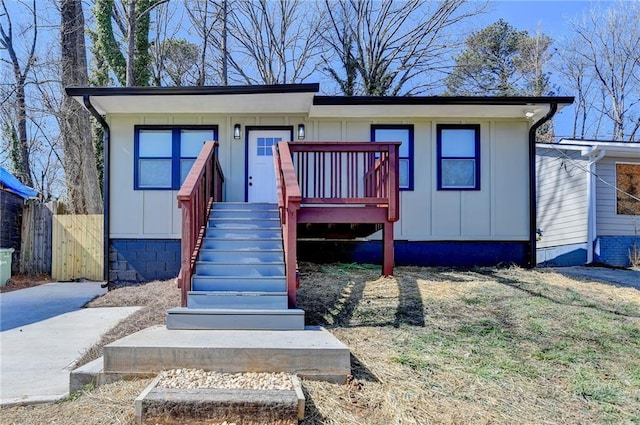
{"left": 536, "top": 147, "right": 589, "bottom": 249}
{"left": 108, "top": 114, "right": 531, "bottom": 242}
{"left": 595, "top": 157, "right": 640, "bottom": 236}
{"left": 107, "top": 114, "right": 306, "bottom": 239}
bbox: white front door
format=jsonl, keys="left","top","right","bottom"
{"left": 247, "top": 129, "right": 291, "bottom": 203}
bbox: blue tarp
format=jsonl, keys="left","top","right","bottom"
{"left": 0, "top": 167, "right": 38, "bottom": 199}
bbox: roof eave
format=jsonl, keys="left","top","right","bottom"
{"left": 313, "top": 95, "right": 575, "bottom": 106}
{"left": 65, "top": 83, "right": 320, "bottom": 98}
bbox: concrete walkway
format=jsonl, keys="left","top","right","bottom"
{"left": 0, "top": 282, "right": 143, "bottom": 405}
{"left": 0, "top": 306, "right": 141, "bottom": 406}
{"left": 548, "top": 266, "right": 640, "bottom": 290}
{"left": 0, "top": 281, "right": 107, "bottom": 331}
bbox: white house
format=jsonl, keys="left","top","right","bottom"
{"left": 537, "top": 139, "right": 640, "bottom": 267}
{"left": 67, "top": 83, "right": 573, "bottom": 286}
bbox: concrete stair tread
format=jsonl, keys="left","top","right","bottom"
{"left": 188, "top": 291, "right": 287, "bottom": 297}
{"left": 170, "top": 307, "right": 304, "bottom": 315}
{"left": 204, "top": 236, "right": 282, "bottom": 240}
{"left": 196, "top": 259, "right": 284, "bottom": 265}
{"left": 167, "top": 308, "right": 302, "bottom": 329}
{"left": 200, "top": 248, "right": 282, "bottom": 252}
{"left": 213, "top": 202, "right": 276, "bottom": 207}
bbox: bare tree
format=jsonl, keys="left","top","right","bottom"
{"left": 561, "top": 1, "right": 640, "bottom": 141}
{"left": 0, "top": 0, "right": 36, "bottom": 186}
{"left": 322, "top": 0, "right": 486, "bottom": 96}
{"left": 184, "top": 0, "right": 230, "bottom": 85}
{"left": 227, "top": 0, "right": 324, "bottom": 85}
{"left": 60, "top": 0, "right": 102, "bottom": 213}
{"left": 556, "top": 39, "right": 600, "bottom": 139}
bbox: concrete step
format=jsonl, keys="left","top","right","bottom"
{"left": 192, "top": 276, "right": 286, "bottom": 292}
{"left": 207, "top": 228, "right": 282, "bottom": 239}
{"left": 102, "top": 325, "right": 349, "bottom": 383}
{"left": 210, "top": 210, "right": 279, "bottom": 220}
{"left": 187, "top": 292, "right": 288, "bottom": 309}
{"left": 212, "top": 202, "right": 277, "bottom": 211}
{"left": 195, "top": 262, "right": 284, "bottom": 277}
{"left": 198, "top": 249, "right": 284, "bottom": 263}
{"left": 208, "top": 218, "right": 280, "bottom": 229}
{"left": 201, "top": 238, "right": 282, "bottom": 251}
{"left": 167, "top": 308, "right": 303, "bottom": 330}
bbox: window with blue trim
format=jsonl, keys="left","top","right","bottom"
{"left": 134, "top": 126, "right": 218, "bottom": 190}
{"left": 437, "top": 124, "right": 480, "bottom": 190}
{"left": 372, "top": 124, "right": 413, "bottom": 190}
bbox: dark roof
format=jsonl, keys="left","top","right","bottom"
{"left": 313, "top": 95, "right": 575, "bottom": 106}
{"left": 65, "top": 83, "right": 321, "bottom": 97}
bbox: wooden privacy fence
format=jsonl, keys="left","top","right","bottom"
{"left": 52, "top": 214, "right": 103, "bottom": 281}
{"left": 20, "top": 200, "right": 59, "bottom": 274}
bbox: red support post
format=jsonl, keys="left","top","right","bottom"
{"left": 382, "top": 220, "right": 394, "bottom": 276}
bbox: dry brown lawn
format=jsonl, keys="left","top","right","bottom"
{"left": 1, "top": 264, "right": 639, "bottom": 425}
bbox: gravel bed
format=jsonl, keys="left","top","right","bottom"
{"left": 156, "top": 369, "right": 295, "bottom": 391}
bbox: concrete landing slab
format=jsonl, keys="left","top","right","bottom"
{"left": 0, "top": 307, "right": 142, "bottom": 406}
{"left": 104, "top": 325, "right": 350, "bottom": 383}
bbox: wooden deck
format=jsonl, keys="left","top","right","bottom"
{"left": 274, "top": 141, "right": 400, "bottom": 307}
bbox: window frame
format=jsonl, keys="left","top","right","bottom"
{"left": 614, "top": 161, "right": 640, "bottom": 216}
{"left": 134, "top": 125, "right": 218, "bottom": 190}
{"left": 371, "top": 124, "right": 414, "bottom": 191}
{"left": 436, "top": 124, "right": 481, "bottom": 191}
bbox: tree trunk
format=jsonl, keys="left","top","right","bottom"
{"left": 61, "top": 0, "right": 103, "bottom": 214}
{"left": 14, "top": 79, "right": 34, "bottom": 187}
{"left": 221, "top": 0, "right": 228, "bottom": 86}
{"left": 126, "top": 0, "right": 136, "bottom": 86}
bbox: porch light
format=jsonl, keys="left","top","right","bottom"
{"left": 524, "top": 110, "right": 535, "bottom": 119}
{"left": 297, "top": 124, "right": 305, "bottom": 140}
{"left": 233, "top": 123, "right": 241, "bottom": 139}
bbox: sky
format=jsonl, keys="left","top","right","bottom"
{"left": 0, "top": 0, "right": 619, "bottom": 142}
{"left": 478, "top": 0, "right": 614, "bottom": 138}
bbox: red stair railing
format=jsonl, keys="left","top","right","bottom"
{"left": 273, "top": 141, "right": 302, "bottom": 308}
{"left": 177, "top": 141, "right": 224, "bottom": 307}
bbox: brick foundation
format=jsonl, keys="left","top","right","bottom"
{"left": 595, "top": 235, "right": 640, "bottom": 267}
{"left": 109, "top": 239, "right": 181, "bottom": 286}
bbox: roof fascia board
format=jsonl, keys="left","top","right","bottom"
{"left": 535, "top": 143, "right": 585, "bottom": 151}
{"left": 65, "top": 83, "right": 320, "bottom": 97}
{"left": 313, "top": 95, "right": 575, "bottom": 106}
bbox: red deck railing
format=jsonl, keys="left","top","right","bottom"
{"left": 274, "top": 141, "right": 400, "bottom": 307}
{"left": 177, "top": 141, "right": 224, "bottom": 307}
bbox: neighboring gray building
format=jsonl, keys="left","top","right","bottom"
{"left": 536, "top": 139, "right": 640, "bottom": 267}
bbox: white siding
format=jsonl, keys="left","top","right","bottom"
{"left": 535, "top": 147, "right": 588, "bottom": 248}
{"left": 492, "top": 122, "right": 529, "bottom": 237}
{"left": 595, "top": 157, "right": 640, "bottom": 236}
{"left": 109, "top": 114, "right": 533, "bottom": 242}
{"left": 108, "top": 113, "right": 305, "bottom": 238}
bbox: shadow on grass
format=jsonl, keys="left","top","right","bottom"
{"left": 478, "top": 269, "right": 640, "bottom": 318}
{"left": 300, "top": 384, "right": 327, "bottom": 425}
{"left": 298, "top": 263, "right": 426, "bottom": 329}
{"left": 351, "top": 353, "right": 380, "bottom": 383}
{"left": 394, "top": 275, "right": 425, "bottom": 327}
